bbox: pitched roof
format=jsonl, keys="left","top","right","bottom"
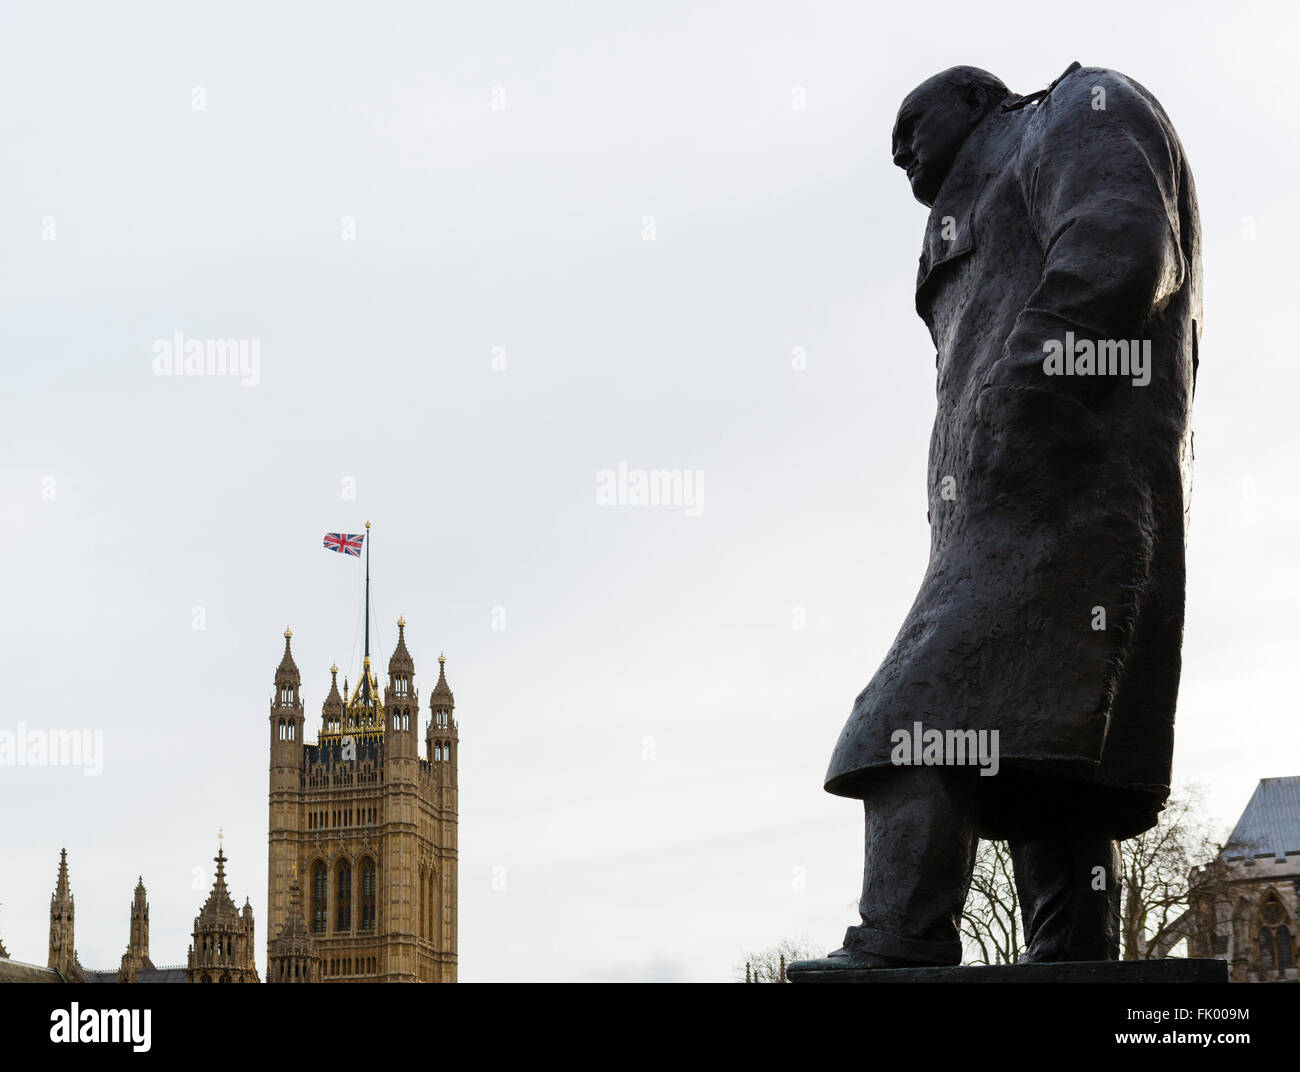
{"left": 1225, "top": 776, "right": 1300, "bottom": 859}
{"left": 81, "top": 965, "right": 188, "bottom": 984}
{"left": 139, "top": 966, "right": 189, "bottom": 983}
{"left": 0, "top": 958, "right": 63, "bottom": 983}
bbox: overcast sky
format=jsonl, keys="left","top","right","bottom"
{"left": 1, "top": 0, "right": 1297, "bottom": 982}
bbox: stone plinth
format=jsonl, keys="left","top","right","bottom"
{"left": 787, "top": 958, "right": 1229, "bottom": 984}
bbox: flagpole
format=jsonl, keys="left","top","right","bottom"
{"left": 364, "top": 520, "right": 371, "bottom": 664}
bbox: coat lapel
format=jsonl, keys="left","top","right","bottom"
{"left": 914, "top": 108, "right": 1026, "bottom": 318}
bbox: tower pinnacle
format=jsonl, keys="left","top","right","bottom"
{"left": 54, "top": 848, "right": 70, "bottom": 903}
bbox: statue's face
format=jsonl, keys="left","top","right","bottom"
{"left": 891, "top": 79, "right": 984, "bottom": 207}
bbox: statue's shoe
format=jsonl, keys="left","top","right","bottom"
{"left": 786, "top": 947, "right": 910, "bottom": 973}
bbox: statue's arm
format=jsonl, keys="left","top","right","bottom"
{"left": 989, "top": 73, "right": 1186, "bottom": 394}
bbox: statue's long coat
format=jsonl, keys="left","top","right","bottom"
{"left": 825, "top": 64, "right": 1201, "bottom": 838}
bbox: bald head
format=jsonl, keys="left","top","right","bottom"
{"left": 892, "top": 66, "right": 1010, "bottom": 206}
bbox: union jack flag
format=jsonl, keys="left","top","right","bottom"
{"left": 323, "top": 532, "right": 365, "bottom": 557}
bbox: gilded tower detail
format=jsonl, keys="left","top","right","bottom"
{"left": 267, "top": 619, "right": 458, "bottom": 982}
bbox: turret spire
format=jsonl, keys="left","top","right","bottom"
{"left": 278, "top": 627, "right": 297, "bottom": 674}
{"left": 128, "top": 875, "right": 153, "bottom": 970}
{"left": 274, "top": 628, "right": 301, "bottom": 704}
{"left": 48, "top": 848, "right": 78, "bottom": 978}
{"left": 54, "top": 848, "right": 70, "bottom": 903}
{"left": 431, "top": 653, "right": 454, "bottom": 710}
{"left": 187, "top": 836, "right": 259, "bottom": 983}
{"left": 321, "top": 662, "right": 343, "bottom": 736}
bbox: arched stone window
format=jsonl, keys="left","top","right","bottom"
{"left": 336, "top": 859, "right": 352, "bottom": 932}
{"left": 359, "top": 857, "right": 377, "bottom": 932}
{"left": 1258, "top": 892, "right": 1294, "bottom": 975}
{"left": 1278, "top": 925, "right": 1295, "bottom": 970}
{"left": 418, "top": 867, "right": 426, "bottom": 939}
{"left": 311, "top": 861, "right": 327, "bottom": 934}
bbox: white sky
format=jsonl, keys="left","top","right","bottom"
{"left": 1, "top": 0, "right": 1297, "bottom": 982}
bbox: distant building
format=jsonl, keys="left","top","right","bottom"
{"left": 1189, "top": 776, "right": 1300, "bottom": 982}
{"left": 267, "top": 619, "right": 459, "bottom": 982}
{"left": 1, "top": 617, "right": 460, "bottom": 984}
{"left": 0, "top": 842, "right": 254, "bottom": 983}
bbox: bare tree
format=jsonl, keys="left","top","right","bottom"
{"left": 961, "top": 838, "right": 1022, "bottom": 965}
{"left": 1122, "top": 786, "right": 1255, "bottom": 960}
{"left": 961, "top": 784, "right": 1236, "bottom": 964}
{"left": 735, "top": 936, "right": 823, "bottom": 982}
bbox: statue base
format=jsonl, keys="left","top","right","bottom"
{"left": 787, "top": 958, "right": 1228, "bottom": 984}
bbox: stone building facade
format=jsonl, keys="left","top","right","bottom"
{"left": 1188, "top": 776, "right": 1300, "bottom": 983}
{"left": 266, "top": 619, "right": 458, "bottom": 983}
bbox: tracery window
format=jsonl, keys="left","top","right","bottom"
{"left": 1258, "top": 894, "right": 1294, "bottom": 975}
{"left": 336, "top": 859, "right": 352, "bottom": 932}
{"left": 360, "top": 857, "right": 377, "bottom": 932}
{"left": 311, "top": 861, "right": 327, "bottom": 934}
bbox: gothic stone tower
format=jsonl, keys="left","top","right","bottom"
{"left": 267, "top": 619, "right": 458, "bottom": 982}
{"left": 48, "top": 848, "right": 81, "bottom": 980}
{"left": 186, "top": 842, "right": 259, "bottom": 983}
{"left": 118, "top": 876, "right": 155, "bottom": 982}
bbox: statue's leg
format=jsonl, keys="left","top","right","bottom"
{"left": 835, "top": 766, "right": 979, "bottom": 967}
{"left": 1009, "top": 832, "right": 1121, "bottom": 961}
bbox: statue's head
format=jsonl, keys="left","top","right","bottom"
{"left": 892, "top": 66, "right": 1010, "bottom": 207}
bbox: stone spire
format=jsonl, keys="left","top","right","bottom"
{"left": 274, "top": 628, "right": 302, "bottom": 709}
{"left": 388, "top": 616, "right": 414, "bottom": 678}
{"left": 321, "top": 662, "right": 344, "bottom": 736}
{"left": 430, "top": 652, "right": 454, "bottom": 710}
{"left": 276, "top": 627, "right": 299, "bottom": 684}
{"left": 48, "top": 848, "right": 78, "bottom": 978}
{"left": 186, "top": 837, "right": 259, "bottom": 983}
{"left": 386, "top": 616, "right": 418, "bottom": 751}
{"left": 267, "top": 871, "right": 321, "bottom": 983}
{"left": 427, "top": 653, "right": 457, "bottom": 766}
{"left": 127, "top": 876, "right": 154, "bottom": 971}
{"left": 54, "top": 848, "right": 71, "bottom": 902}
{"left": 271, "top": 627, "right": 305, "bottom": 753}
